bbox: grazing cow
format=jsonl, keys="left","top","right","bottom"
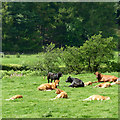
{"left": 83, "top": 95, "right": 110, "bottom": 101}
{"left": 47, "top": 72, "right": 62, "bottom": 83}
{"left": 94, "top": 72, "right": 118, "bottom": 83}
{"left": 66, "top": 76, "right": 84, "bottom": 87}
{"left": 38, "top": 80, "right": 60, "bottom": 91}
{"left": 51, "top": 89, "right": 68, "bottom": 100}
{"left": 5, "top": 95, "right": 23, "bottom": 101}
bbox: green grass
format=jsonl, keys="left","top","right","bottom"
{"left": 2, "top": 54, "right": 41, "bottom": 65}
{"left": 2, "top": 72, "right": 118, "bottom": 118}
{"left": 2, "top": 51, "right": 119, "bottom": 66}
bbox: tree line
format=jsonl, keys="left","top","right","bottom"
{"left": 2, "top": 2, "right": 120, "bottom": 53}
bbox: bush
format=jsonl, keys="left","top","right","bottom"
{"left": 2, "top": 64, "right": 29, "bottom": 71}
{"left": 104, "top": 61, "right": 120, "bottom": 72}
{"left": 61, "top": 46, "right": 84, "bottom": 74}
{"left": 4, "top": 55, "right": 10, "bottom": 58}
{"left": 16, "top": 53, "right": 20, "bottom": 58}
{"left": 37, "top": 43, "right": 61, "bottom": 73}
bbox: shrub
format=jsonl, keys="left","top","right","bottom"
{"left": 4, "top": 55, "right": 10, "bottom": 58}
{"left": 38, "top": 43, "right": 61, "bottom": 73}
{"left": 2, "top": 64, "right": 29, "bottom": 71}
{"left": 100, "top": 61, "right": 120, "bottom": 73}
{"left": 61, "top": 46, "right": 84, "bottom": 74}
{"left": 16, "top": 53, "right": 20, "bottom": 58}
{"left": 60, "top": 32, "right": 117, "bottom": 74}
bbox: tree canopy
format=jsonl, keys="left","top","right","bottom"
{"left": 2, "top": 2, "right": 119, "bottom": 53}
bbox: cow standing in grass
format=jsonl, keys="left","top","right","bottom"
{"left": 47, "top": 72, "right": 62, "bottom": 83}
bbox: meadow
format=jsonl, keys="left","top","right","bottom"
{"left": 2, "top": 72, "right": 118, "bottom": 118}
{"left": 2, "top": 2, "right": 120, "bottom": 118}
{"left": 1, "top": 52, "right": 119, "bottom": 118}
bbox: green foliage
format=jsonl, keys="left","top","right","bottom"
{"left": 2, "top": 2, "right": 117, "bottom": 53}
{"left": 61, "top": 46, "right": 84, "bottom": 74}
{"left": 61, "top": 32, "right": 118, "bottom": 73}
{"left": 115, "top": 2, "right": 120, "bottom": 27}
{"left": 2, "top": 64, "right": 29, "bottom": 71}
{"left": 16, "top": 53, "right": 20, "bottom": 58}
{"left": 4, "top": 55, "right": 10, "bottom": 58}
{"left": 1, "top": 43, "right": 119, "bottom": 74}
{"left": 40, "top": 43, "right": 61, "bottom": 73}
{"left": 80, "top": 32, "right": 117, "bottom": 72}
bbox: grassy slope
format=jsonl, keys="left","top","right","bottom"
{"left": 2, "top": 72, "right": 118, "bottom": 118}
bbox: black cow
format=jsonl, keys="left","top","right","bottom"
{"left": 66, "top": 76, "right": 84, "bottom": 87}
{"left": 47, "top": 72, "right": 62, "bottom": 83}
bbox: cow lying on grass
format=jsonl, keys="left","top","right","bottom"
{"left": 94, "top": 72, "right": 118, "bottom": 83}
{"left": 94, "top": 78, "right": 120, "bottom": 88}
{"left": 38, "top": 80, "right": 60, "bottom": 91}
{"left": 5, "top": 95, "right": 23, "bottom": 101}
{"left": 94, "top": 82, "right": 111, "bottom": 88}
{"left": 115, "top": 78, "right": 120, "bottom": 84}
{"left": 47, "top": 72, "right": 62, "bottom": 83}
{"left": 83, "top": 95, "right": 110, "bottom": 101}
{"left": 51, "top": 88, "right": 68, "bottom": 100}
{"left": 84, "top": 81, "right": 92, "bottom": 86}
{"left": 66, "top": 76, "right": 84, "bottom": 87}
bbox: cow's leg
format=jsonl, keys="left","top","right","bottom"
{"left": 69, "top": 81, "right": 75, "bottom": 87}
{"left": 51, "top": 79, "right": 53, "bottom": 83}
{"left": 68, "top": 85, "right": 73, "bottom": 87}
{"left": 48, "top": 78, "right": 50, "bottom": 83}
{"left": 47, "top": 75, "right": 50, "bottom": 83}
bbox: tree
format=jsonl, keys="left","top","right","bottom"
{"left": 80, "top": 32, "right": 117, "bottom": 72}
{"left": 2, "top": 2, "right": 117, "bottom": 53}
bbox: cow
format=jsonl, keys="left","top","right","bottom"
{"left": 94, "top": 72, "right": 118, "bottom": 83}
{"left": 66, "top": 76, "right": 84, "bottom": 87}
{"left": 47, "top": 72, "right": 62, "bottom": 83}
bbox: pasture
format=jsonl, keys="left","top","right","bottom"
{"left": 2, "top": 2, "right": 120, "bottom": 118}
{"left": 2, "top": 72, "right": 118, "bottom": 118}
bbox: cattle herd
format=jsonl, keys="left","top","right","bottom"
{"left": 6, "top": 71, "right": 119, "bottom": 101}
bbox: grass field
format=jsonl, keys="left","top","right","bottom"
{"left": 2, "top": 54, "right": 41, "bottom": 65}
{"left": 2, "top": 72, "right": 118, "bottom": 118}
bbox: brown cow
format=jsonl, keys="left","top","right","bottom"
{"left": 83, "top": 95, "right": 110, "bottom": 101}
{"left": 38, "top": 80, "right": 60, "bottom": 91}
{"left": 94, "top": 72, "right": 118, "bottom": 83}
{"left": 5, "top": 95, "right": 23, "bottom": 101}
{"left": 94, "top": 82, "right": 111, "bottom": 88}
{"left": 51, "top": 88, "right": 68, "bottom": 100}
{"left": 84, "top": 81, "right": 92, "bottom": 86}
